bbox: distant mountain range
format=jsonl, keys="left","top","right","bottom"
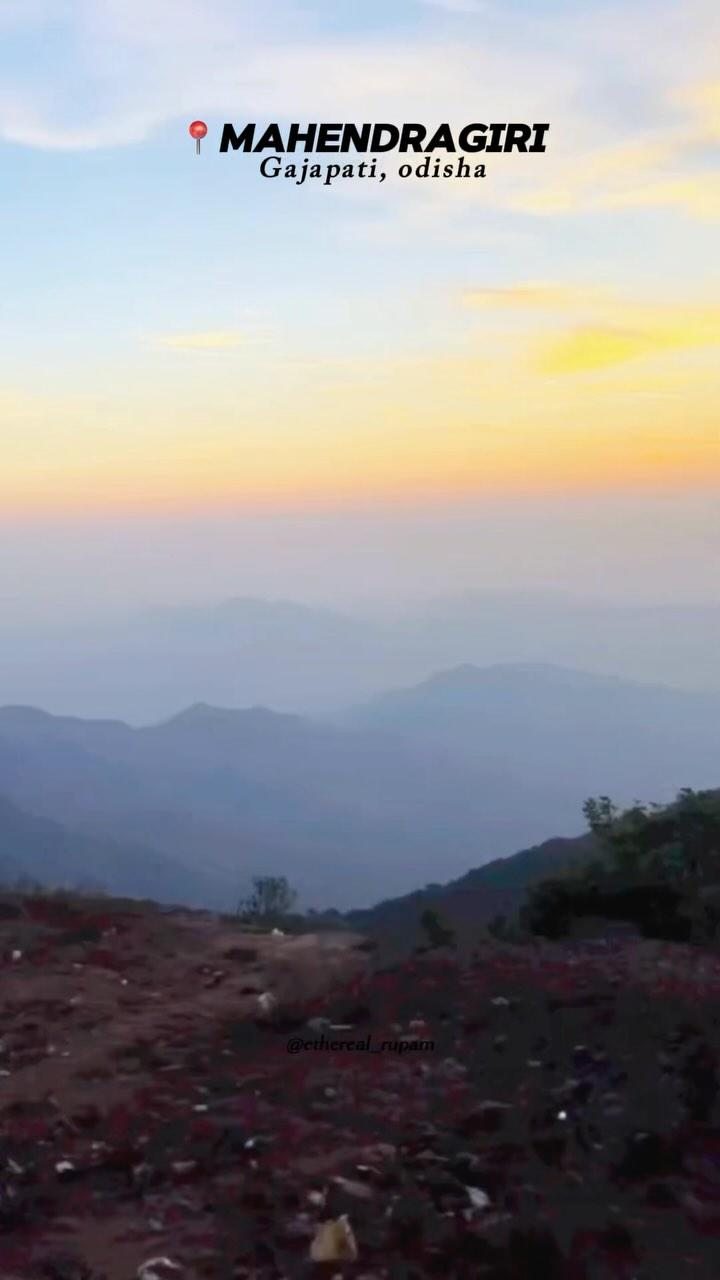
{"left": 0, "top": 660, "right": 718, "bottom": 911}
{"left": 341, "top": 661, "right": 720, "bottom": 806}
{"left": 0, "top": 792, "right": 219, "bottom": 906}
{"left": 0, "top": 692, "right": 568, "bottom": 908}
{"left": 2, "top": 592, "right": 720, "bottom": 723}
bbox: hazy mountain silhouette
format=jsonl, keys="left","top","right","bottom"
{"left": 0, "top": 700, "right": 568, "bottom": 909}
{"left": 2, "top": 592, "right": 720, "bottom": 723}
{"left": 0, "top": 598, "right": 426, "bottom": 723}
{"left": 0, "top": 791, "right": 230, "bottom": 906}
{"left": 399, "top": 592, "right": 720, "bottom": 693}
{"left": 344, "top": 662, "right": 720, "bottom": 810}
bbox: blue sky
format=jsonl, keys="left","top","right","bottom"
{"left": 0, "top": 0, "right": 718, "bottom": 619}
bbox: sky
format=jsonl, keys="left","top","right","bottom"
{"left": 0, "top": 0, "right": 719, "bottom": 621}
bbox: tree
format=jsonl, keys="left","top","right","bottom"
{"left": 584, "top": 788, "right": 720, "bottom": 888}
{"left": 524, "top": 790, "right": 720, "bottom": 944}
{"left": 236, "top": 875, "right": 297, "bottom": 925}
{"left": 583, "top": 795, "right": 618, "bottom": 836}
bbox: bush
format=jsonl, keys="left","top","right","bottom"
{"left": 236, "top": 875, "right": 298, "bottom": 926}
{"left": 419, "top": 907, "right": 456, "bottom": 949}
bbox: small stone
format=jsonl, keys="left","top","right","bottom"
{"left": 331, "top": 1176, "right": 374, "bottom": 1199}
{"left": 361, "top": 1142, "right": 396, "bottom": 1163}
{"left": 456, "top": 1101, "right": 514, "bottom": 1136}
{"left": 438, "top": 1057, "right": 467, "bottom": 1079}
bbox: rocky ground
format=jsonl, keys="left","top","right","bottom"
{"left": 1, "top": 893, "right": 719, "bottom": 1279}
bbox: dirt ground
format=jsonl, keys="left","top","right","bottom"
{"left": 1, "top": 893, "right": 720, "bottom": 1280}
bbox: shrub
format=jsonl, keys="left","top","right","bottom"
{"left": 236, "top": 875, "right": 298, "bottom": 926}
{"left": 419, "top": 907, "right": 456, "bottom": 949}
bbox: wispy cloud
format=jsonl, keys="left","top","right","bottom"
{"left": 461, "top": 283, "right": 720, "bottom": 372}
{"left": 150, "top": 331, "right": 266, "bottom": 350}
{"left": 463, "top": 284, "right": 609, "bottom": 311}
{"left": 417, "top": 0, "right": 488, "bottom": 13}
{"left": 536, "top": 304, "right": 720, "bottom": 374}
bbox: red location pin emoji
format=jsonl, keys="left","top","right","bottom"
{"left": 189, "top": 120, "right": 208, "bottom": 155}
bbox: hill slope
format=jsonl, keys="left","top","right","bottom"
{"left": 344, "top": 830, "right": 599, "bottom": 958}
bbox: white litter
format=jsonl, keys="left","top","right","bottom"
{"left": 271, "top": 927, "right": 285, "bottom": 936}
{"left": 465, "top": 1185, "right": 491, "bottom": 1210}
{"left": 11, "top": 950, "right": 22, "bottom": 962}
{"left": 137, "top": 1259, "right": 183, "bottom": 1280}
{"left": 307, "top": 1016, "right": 332, "bottom": 1032}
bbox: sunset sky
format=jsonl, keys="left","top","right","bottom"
{"left": 0, "top": 0, "right": 718, "bottom": 617}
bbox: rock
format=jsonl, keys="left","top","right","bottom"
{"left": 455, "top": 1101, "right": 515, "bottom": 1136}
{"left": 309, "top": 1215, "right": 359, "bottom": 1262}
{"left": 437, "top": 1057, "right": 467, "bottom": 1079}
{"left": 361, "top": 1142, "right": 396, "bottom": 1163}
